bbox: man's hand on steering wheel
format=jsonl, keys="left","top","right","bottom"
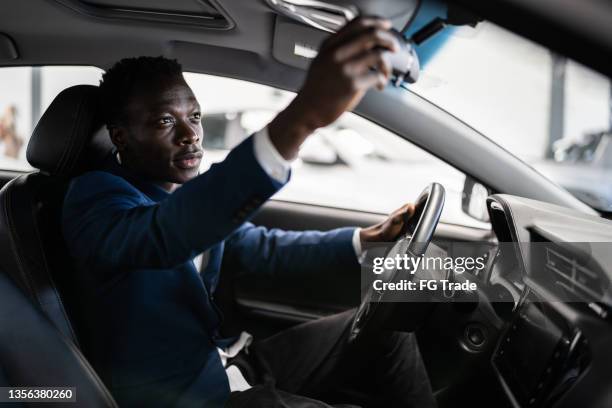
{"left": 360, "top": 203, "right": 416, "bottom": 245}
{"left": 349, "top": 184, "right": 445, "bottom": 342}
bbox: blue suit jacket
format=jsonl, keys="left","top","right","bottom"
{"left": 61, "top": 136, "right": 359, "bottom": 407}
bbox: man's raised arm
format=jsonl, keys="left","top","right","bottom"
{"left": 62, "top": 17, "right": 398, "bottom": 272}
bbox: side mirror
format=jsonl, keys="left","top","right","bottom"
{"left": 462, "top": 176, "right": 490, "bottom": 222}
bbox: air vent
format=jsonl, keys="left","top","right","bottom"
{"left": 53, "top": 0, "right": 233, "bottom": 29}
{"left": 545, "top": 246, "right": 605, "bottom": 301}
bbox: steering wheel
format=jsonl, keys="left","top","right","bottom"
{"left": 348, "top": 183, "right": 445, "bottom": 343}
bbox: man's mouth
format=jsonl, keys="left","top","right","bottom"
{"left": 173, "top": 151, "right": 203, "bottom": 170}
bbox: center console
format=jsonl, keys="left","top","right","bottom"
{"left": 492, "top": 288, "right": 591, "bottom": 407}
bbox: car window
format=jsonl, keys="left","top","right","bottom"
{"left": 408, "top": 21, "right": 612, "bottom": 212}
{"left": 0, "top": 66, "right": 103, "bottom": 171}
{"left": 184, "top": 73, "right": 488, "bottom": 229}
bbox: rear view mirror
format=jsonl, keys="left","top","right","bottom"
{"left": 462, "top": 176, "right": 490, "bottom": 222}
{"left": 266, "top": 0, "right": 423, "bottom": 85}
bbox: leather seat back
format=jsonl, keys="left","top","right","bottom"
{"left": 0, "top": 270, "right": 117, "bottom": 407}
{"left": 0, "top": 174, "right": 78, "bottom": 344}
{"left": 0, "top": 85, "right": 116, "bottom": 407}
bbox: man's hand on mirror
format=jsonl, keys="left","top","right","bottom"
{"left": 268, "top": 16, "right": 399, "bottom": 160}
{"left": 360, "top": 203, "right": 415, "bottom": 245}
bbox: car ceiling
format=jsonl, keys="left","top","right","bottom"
{"left": 0, "top": 1, "right": 299, "bottom": 86}
{"left": 0, "top": 0, "right": 418, "bottom": 92}
{"left": 1, "top": 0, "right": 611, "bottom": 91}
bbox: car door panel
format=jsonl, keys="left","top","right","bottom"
{"left": 230, "top": 199, "right": 492, "bottom": 330}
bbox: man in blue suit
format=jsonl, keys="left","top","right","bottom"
{"left": 62, "top": 17, "right": 436, "bottom": 408}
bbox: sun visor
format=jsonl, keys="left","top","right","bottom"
{"left": 271, "top": 15, "right": 420, "bottom": 87}
{"left": 272, "top": 18, "right": 328, "bottom": 70}
{"left": 269, "top": 0, "right": 422, "bottom": 70}
{"left": 0, "top": 33, "right": 18, "bottom": 61}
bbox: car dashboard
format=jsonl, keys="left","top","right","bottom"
{"left": 483, "top": 194, "right": 612, "bottom": 408}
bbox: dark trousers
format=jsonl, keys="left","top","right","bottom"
{"left": 225, "top": 309, "right": 437, "bottom": 408}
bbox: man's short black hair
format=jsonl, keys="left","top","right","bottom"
{"left": 99, "top": 56, "right": 183, "bottom": 128}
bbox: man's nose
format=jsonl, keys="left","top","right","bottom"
{"left": 177, "top": 122, "right": 200, "bottom": 145}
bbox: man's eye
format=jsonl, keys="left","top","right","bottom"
{"left": 159, "top": 117, "right": 174, "bottom": 125}
{"left": 192, "top": 112, "right": 202, "bottom": 120}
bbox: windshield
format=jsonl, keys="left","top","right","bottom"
{"left": 407, "top": 21, "right": 612, "bottom": 212}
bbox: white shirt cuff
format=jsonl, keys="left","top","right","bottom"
{"left": 253, "top": 126, "right": 291, "bottom": 183}
{"left": 352, "top": 227, "right": 366, "bottom": 264}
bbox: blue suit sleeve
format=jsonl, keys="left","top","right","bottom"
{"left": 62, "top": 136, "right": 283, "bottom": 271}
{"left": 224, "top": 222, "right": 360, "bottom": 277}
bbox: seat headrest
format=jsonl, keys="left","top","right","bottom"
{"left": 26, "top": 85, "right": 114, "bottom": 177}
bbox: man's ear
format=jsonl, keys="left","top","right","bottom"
{"left": 109, "top": 126, "right": 128, "bottom": 152}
